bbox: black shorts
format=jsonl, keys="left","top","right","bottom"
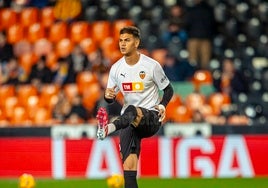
{"left": 119, "top": 107, "right": 161, "bottom": 162}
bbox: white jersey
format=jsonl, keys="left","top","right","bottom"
{"left": 107, "top": 53, "right": 170, "bottom": 114}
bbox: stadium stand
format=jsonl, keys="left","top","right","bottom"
{"left": 0, "top": 0, "right": 267, "bottom": 126}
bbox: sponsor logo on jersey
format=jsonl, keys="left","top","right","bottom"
{"left": 139, "top": 71, "right": 146, "bottom": 79}
{"left": 160, "top": 75, "right": 167, "bottom": 83}
{"left": 122, "top": 82, "right": 144, "bottom": 92}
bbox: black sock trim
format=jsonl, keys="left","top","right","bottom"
{"left": 124, "top": 170, "right": 138, "bottom": 188}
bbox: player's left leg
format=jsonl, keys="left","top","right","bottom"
{"left": 123, "top": 154, "right": 139, "bottom": 188}
{"left": 120, "top": 126, "right": 140, "bottom": 188}
{"left": 120, "top": 108, "right": 161, "bottom": 188}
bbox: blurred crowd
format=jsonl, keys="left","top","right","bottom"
{"left": 0, "top": 0, "right": 267, "bottom": 126}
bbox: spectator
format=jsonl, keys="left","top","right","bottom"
{"left": 28, "top": 55, "right": 53, "bottom": 89}
{"left": 161, "top": 20, "right": 188, "bottom": 49}
{"left": 167, "top": 4, "right": 185, "bottom": 23}
{"left": 0, "top": 0, "right": 11, "bottom": 7}
{"left": 52, "top": 57, "right": 73, "bottom": 86}
{"left": 66, "top": 45, "right": 91, "bottom": 83}
{"left": 192, "top": 109, "right": 205, "bottom": 123}
{"left": 28, "top": 0, "right": 50, "bottom": 8}
{"left": 52, "top": 90, "right": 71, "bottom": 123}
{"left": 213, "top": 58, "right": 249, "bottom": 101}
{"left": 163, "top": 53, "right": 195, "bottom": 82}
{"left": 65, "top": 94, "right": 89, "bottom": 123}
{"left": 0, "top": 32, "right": 14, "bottom": 64}
{"left": 89, "top": 48, "right": 110, "bottom": 76}
{"left": 0, "top": 57, "right": 27, "bottom": 85}
{"left": 185, "top": 0, "right": 216, "bottom": 69}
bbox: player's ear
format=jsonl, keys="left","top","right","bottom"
{"left": 135, "top": 38, "right": 140, "bottom": 48}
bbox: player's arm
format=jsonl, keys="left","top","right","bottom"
{"left": 104, "top": 86, "right": 117, "bottom": 103}
{"left": 104, "top": 66, "right": 118, "bottom": 103}
{"left": 160, "top": 83, "right": 174, "bottom": 107}
{"left": 155, "top": 83, "right": 174, "bottom": 122}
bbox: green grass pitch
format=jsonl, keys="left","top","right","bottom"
{"left": 0, "top": 177, "right": 267, "bottom": 188}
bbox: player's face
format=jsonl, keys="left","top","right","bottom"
{"left": 119, "top": 33, "right": 139, "bottom": 56}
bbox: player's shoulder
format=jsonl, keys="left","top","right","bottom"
{"left": 140, "top": 53, "right": 162, "bottom": 69}
{"left": 141, "top": 53, "right": 156, "bottom": 63}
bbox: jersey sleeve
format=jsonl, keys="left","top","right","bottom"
{"left": 153, "top": 62, "right": 170, "bottom": 90}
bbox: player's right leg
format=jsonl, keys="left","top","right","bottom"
{"left": 96, "top": 105, "right": 143, "bottom": 140}
{"left": 112, "top": 105, "right": 141, "bottom": 129}
{"left": 96, "top": 107, "right": 109, "bottom": 140}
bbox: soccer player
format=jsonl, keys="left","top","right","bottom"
{"left": 96, "top": 26, "right": 174, "bottom": 188}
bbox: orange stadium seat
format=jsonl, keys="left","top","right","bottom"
{"left": 192, "top": 70, "right": 213, "bottom": 92}
{"left": 0, "top": 108, "right": 6, "bottom": 121}
{"left": 3, "top": 96, "right": 19, "bottom": 120}
{"left": 63, "top": 83, "right": 79, "bottom": 102}
{"left": 76, "top": 71, "right": 98, "bottom": 94}
{"left": 208, "top": 92, "right": 231, "bottom": 115}
{"left": 108, "top": 49, "right": 122, "bottom": 64}
{"left": 185, "top": 92, "right": 206, "bottom": 112}
{"left": 82, "top": 82, "right": 101, "bottom": 111}
{"left": 150, "top": 49, "right": 168, "bottom": 67}
{"left": 33, "top": 38, "right": 53, "bottom": 56}
{"left": 0, "top": 8, "right": 17, "bottom": 30}
{"left": 45, "top": 51, "right": 58, "bottom": 70}
{"left": 166, "top": 94, "right": 183, "bottom": 122}
{"left": 55, "top": 38, "right": 74, "bottom": 58}
{"left": 19, "top": 7, "right": 39, "bottom": 27}
{"left": 26, "top": 23, "right": 46, "bottom": 43}
{"left": 112, "top": 19, "right": 134, "bottom": 41}
{"left": 70, "top": 21, "right": 90, "bottom": 43}
{"left": 0, "top": 85, "right": 15, "bottom": 108}
{"left": 100, "top": 37, "right": 119, "bottom": 62}
{"left": 24, "top": 95, "right": 41, "bottom": 120}
{"left": 40, "top": 6, "right": 56, "bottom": 28}
{"left": 13, "top": 40, "right": 32, "bottom": 57}
{"left": 92, "top": 20, "right": 111, "bottom": 45}
{"left": 79, "top": 38, "right": 97, "bottom": 54}
{"left": 10, "top": 106, "right": 31, "bottom": 126}
{"left": 16, "top": 85, "right": 38, "bottom": 107}
{"left": 32, "top": 107, "right": 52, "bottom": 126}
{"left": 166, "top": 94, "right": 182, "bottom": 110}
{"left": 227, "top": 115, "right": 249, "bottom": 125}
{"left": 169, "top": 105, "right": 192, "bottom": 123}
{"left": 39, "top": 84, "right": 60, "bottom": 110}
{"left": 7, "top": 24, "right": 24, "bottom": 44}
{"left": 48, "top": 22, "right": 68, "bottom": 43}
{"left": 19, "top": 52, "right": 38, "bottom": 74}
{"left": 198, "top": 104, "right": 214, "bottom": 118}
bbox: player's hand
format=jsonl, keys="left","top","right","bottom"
{"left": 105, "top": 86, "right": 117, "bottom": 99}
{"left": 155, "top": 104, "right": 166, "bottom": 122}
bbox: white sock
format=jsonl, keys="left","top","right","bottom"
{"left": 107, "top": 123, "right": 116, "bottom": 135}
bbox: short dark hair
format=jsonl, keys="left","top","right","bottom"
{"left": 120, "top": 26, "right": 141, "bottom": 39}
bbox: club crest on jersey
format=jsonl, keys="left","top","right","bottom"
{"left": 139, "top": 71, "right": 146, "bottom": 79}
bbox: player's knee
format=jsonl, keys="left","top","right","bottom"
{"left": 124, "top": 105, "right": 136, "bottom": 114}
{"left": 124, "top": 105, "right": 144, "bottom": 127}
{"left": 123, "top": 154, "right": 138, "bottom": 170}
{"left": 131, "top": 107, "right": 143, "bottom": 128}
